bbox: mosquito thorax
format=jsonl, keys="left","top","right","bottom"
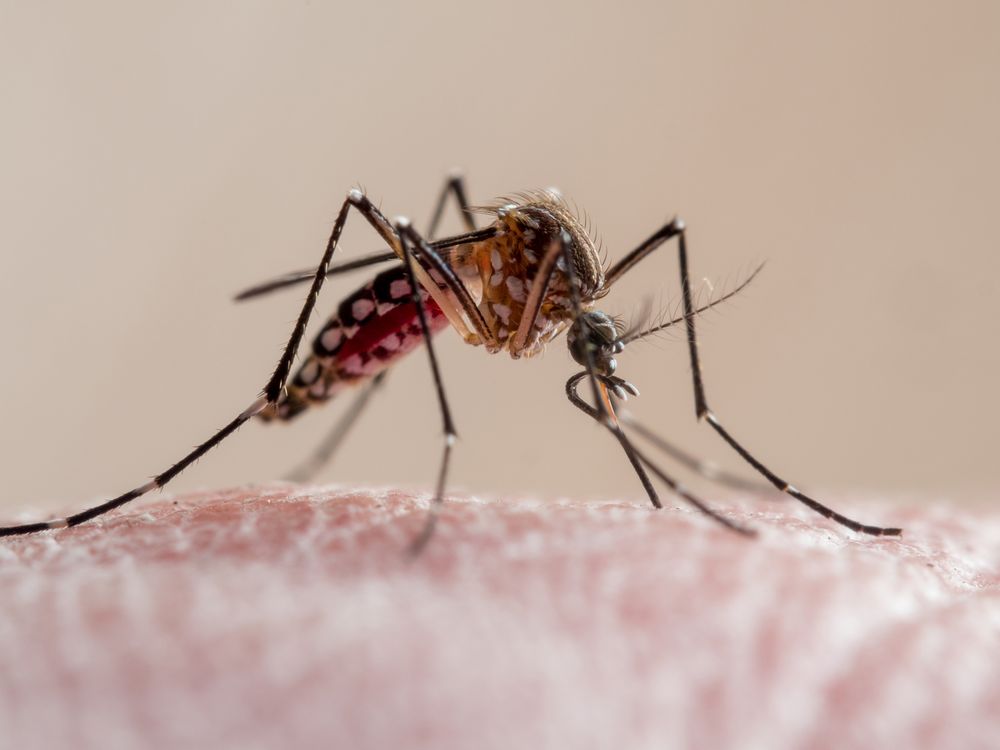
{"left": 471, "top": 191, "right": 605, "bottom": 359}
{"left": 496, "top": 197, "right": 604, "bottom": 299}
{"left": 567, "top": 310, "right": 624, "bottom": 376}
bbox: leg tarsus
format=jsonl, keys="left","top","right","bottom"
{"left": 0, "top": 396, "right": 270, "bottom": 537}
{"left": 565, "top": 372, "right": 661, "bottom": 509}
{"left": 674, "top": 223, "right": 900, "bottom": 536}
{"left": 1, "top": 189, "right": 398, "bottom": 536}
{"left": 619, "top": 411, "right": 776, "bottom": 494}
{"left": 704, "top": 411, "right": 902, "bottom": 536}
{"left": 407, "top": 435, "right": 454, "bottom": 558}
{"left": 565, "top": 372, "right": 754, "bottom": 535}
{"left": 604, "top": 215, "right": 900, "bottom": 536}
{"left": 397, "top": 220, "right": 460, "bottom": 554}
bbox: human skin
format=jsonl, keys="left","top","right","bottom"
{"left": 1, "top": 487, "right": 997, "bottom": 750}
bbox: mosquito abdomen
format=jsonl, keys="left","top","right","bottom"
{"left": 261, "top": 265, "right": 448, "bottom": 421}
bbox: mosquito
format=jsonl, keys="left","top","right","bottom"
{"left": 0, "top": 174, "right": 902, "bottom": 549}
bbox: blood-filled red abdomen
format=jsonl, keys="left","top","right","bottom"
{"left": 263, "top": 265, "right": 449, "bottom": 421}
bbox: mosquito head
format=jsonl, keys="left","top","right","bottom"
{"left": 567, "top": 310, "right": 624, "bottom": 376}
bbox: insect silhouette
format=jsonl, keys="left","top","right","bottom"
{"left": 0, "top": 174, "right": 901, "bottom": 549}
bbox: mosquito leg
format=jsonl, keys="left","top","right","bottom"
{"left": 617, "top": 412, "right": 775, "bottom": 493}
{"left": 236, "top": 176, "right": 493, "bottom": 305}
{"left": 675, "top": 230, "right": 901, "bottom": 535}
{"left": 603, "top": 217, "right": 686, "bottom": 289}
{"left": 0, "top": 396, "right": 271, "bottom": 537}
{"left": 564, "top": 373, "right": 661, "bottom": 509}
{"left": 414, "top": 170, "right": 499, "bottom": 348}
{"left": 282, "top": 371, "right": 389, "bottom": 483}
{"left": 395, "top": 220, "right": 458, "bottom": 556}
{"left": 234, "top": 172, "right": 477, "bottom": 303}
{"left": 282, "top": 177, "right": 477, "bottom": 483}
{"left": 427, "top": 170, "right": 477, "bottom": 238}
{"left": 525, "top": 228, "right": 738, "bottom": 525}
{"left": 234, "top": 250, "right": 399, "bottom": 302}
{"left": 498, "top": 224, "right": 641, "bottom": 526}
{"left": 559, "top": 225, "right": 750, "bottom": 534}
{"left": 565, "top": 373, "right": 754, "bottom": 535}
{"left": 526, "top": 227, "right": 664, "bottom": 509}
{"left": 0, "top": 190, "right": 405, "bottom": 537}
{"left": 609, "top": 218, "right": 901, "bottom": 536}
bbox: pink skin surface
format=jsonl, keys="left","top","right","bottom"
{"left": 1, "top": 487, "right": 998, "bottom": 750}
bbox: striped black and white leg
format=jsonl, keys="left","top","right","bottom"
{"left": 553, "top": 226, "right": 754, "bottom": 535}
{"left": 565, "top": 373, "right": 755, "bottom": 535}
{"left": 394, "top": 220, "right": 461, "bottom": 556}
{"left": 285, "top": 174, "right": 481, "bottom": 484}
{"left": 0, "top": 189, "right": 406, "bottom": 537}
{"left": 608, "top": 218, "right": 901, "bottom": 536}
{"left": 538, "top": 231, "right": 666, "bottom": 515}
{"left": 234, "top": 172, "right": 479, "bottom": 303}
{"left": 616, "top": 413, "right": 772, "bottom": 493}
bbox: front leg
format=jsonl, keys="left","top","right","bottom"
{"left": 608, "top": 217, "right": 901, "bottom": 536}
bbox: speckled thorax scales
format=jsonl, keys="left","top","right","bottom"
{"left": 270, "top": 196, "right": 604, "bottom": 421}
{"left": 453, "top": 198, "right": 604, "bottom": 357}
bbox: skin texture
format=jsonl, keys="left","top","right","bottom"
{"left": 1, "top": 487, "right": 997, "bottom": 750}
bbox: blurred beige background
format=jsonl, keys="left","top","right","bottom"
{"left": 1, "top": 0, "right": 997, "bottom": 518}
